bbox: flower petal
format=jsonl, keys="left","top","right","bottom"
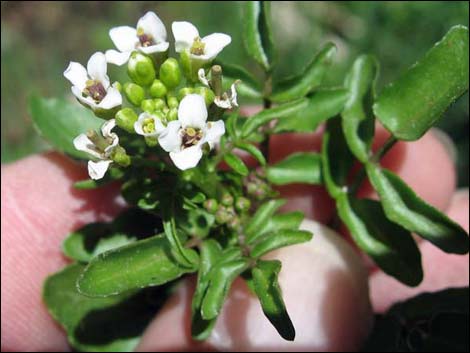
{"left": 203, "top": 120, "right": 225, "bottom": 148}
{"left": 63, "top": 62, "right": 88, "bottom": 91}
{"left": 137, "top": 11, "right": 167, "bottom": 43}
{"left": 202, "top": 33, "right": 231, "bottom": 60}
{"left": 98, "top": 86, "right": 122, "bottom": 110}
{"left": 105, "top": 49, "right": 132, "bottom": 66}
{"left": 178, "top": 94, "right": 207, "bottom": 129}
{"left": 158, "top": 120, "right": 182, "bottom": 152}
{"left": 101, "top": 119, "right": 116, "bottom": 137}
{"left": 109, "top": 26, "right": 138, "bottom": 52}
{"left": 73, "top": 133, "right": 102, "bottom": 159}
{"left": 198, "top": 68, "right": 210, "bottom": 87}
{"left": 138, "top": 42, "right": 169, "bottom": 54}
{"left": 134, "top": 112, "right": 166, "bottom": 137}
{"left": 230, "top": 81, "right": 239, "bottom": 107}
{"left": 87, "top": 52, "right": 110, "bottom": 88}
{"left": 88, "top": 160, "right": 112, "bottom": 180}
{"left": 170, "top": 145, "right": 203, "bottom": 170}
{"left": 214, "top": 97, "right": 232, "bottom": 109}
{"left": 172, "top": 21, "right": 199, "bottom": 52}
{"left": 71, "top": 86, "right": 98, "bottom": 110}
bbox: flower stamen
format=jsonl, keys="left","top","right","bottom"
{"left": 190, "top": 36, "right": 205, "bottom": 55}
{"left": 181, "top": 127, "right": 203, "bottom": 148}
{"left": 83, "top": 80, "right": 107, "bottom": 103}
{"left": 137, "top": 27, "right": 155, "bottom": 47}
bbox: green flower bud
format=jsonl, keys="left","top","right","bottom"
{"left": 153, "top": 98, "right": 167, "bottom": 111}
{"left": 235, "top": 197, "right": 251, "bottom": 213}
{"left": 113, "top": 81, "right": 122, "bottom": 92}
{"left": 123, "top": 82, "right": 145, "bottom": 107}
{"left": 221, "top": 192, "right": 234, "bottom": 206}
{"left": 167, "top": 95, "right": 179, "bottom": 109}
{"left": 178, "top": 87, "right": 193, "bottom": 101}
{"left": 166, "top": 107, "right": 178, "bottom": 122}
{"left": 204, "top": 199, "right": 219, "bottom": 214}
{"left": 145, "top": 136, "right": 158, "bottom": 147}
{"left": 159, "top": 58, "right": 181, "bottom": 89}
{"left": 111, "top": 146, "right": 131, "bottom": 167}
{"left": 227, "top": 217, "right": 241, "bottom": 231}
{"left": 127, "top": 52, "right": 156, "bottom": 86}
{"left": 193, "top": 86, "right": 215, "bottom": 106}
{"left": 115, "top": 108, "right": 138, "bottom": 133}
{"left": 215, "top": 208, "right": 230, "bottom": 225}
{"left": 141, "top": 99, "right": 156, "bottom": 113}
{"left": 93, "top": 106, "right": 120, "bottom": 120}
{"left": 149, "top": 79, "right": 168, "bottom": 98}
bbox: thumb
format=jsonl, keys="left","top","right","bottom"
{"left": 137, "top": 220, "right": 373, "bottom": 351}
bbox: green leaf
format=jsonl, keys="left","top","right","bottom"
{"left": 274, "top": 88, "right": 349, "bottom": 133}
{"left": 29, "top": 96, "right": 103, "bottom": 159}
{"left": 252, "top": 260, "right": 295, "bottom": 341}
{"left": 241, "top": 98, "right": 309, "bottom": 138}
{"left": 243, "top": 1, "right": 275, "bottom": 71}
{"left": 265, "top": 211, "right": 305, "bottom": 235}
{"left": 191, "top": 239, "right": 222, "bottom": 341}
{"left": 235, "top": 142, "right": 266, "bottom": 166}
{"left": 225, "top": 113, "right": 239, "bottom": 139}
{"left": 373, "top": 26, "right": 469, "bottom": 141}
{"left": 162, "top": 216, "right": 200, "bottom": 268}
{"left": 267, "top": 152, "right": 322, "bottom": 185}
{"left": 250, "top": 229, "right": 313, "bottom": 258}
{"left": 342, "top": 55, "right": 379, "bottom": 162}
{"left": 43, "top": 263, "right": 168, "bottom": 351}
{"left": 201, "top": 259, "right": 250, "bottom": 320}
{"left": 366, "top": 164, "right": 469, "bottom": 254}
{"left": 337, "top": 196, "right": 423, "bottom": 286}
{"left": 77, "top": 234, "right": 197, "bottom": 297}
{"left": 214, "top": 60, "right": 263, "bottom": 99}
{"left": 245, "top": 199, "right": 286, "bottom": 243}
{"left": 62, "top": 209, "right": 160, "bottom": 262}
{"left": 271, "top": 43, "right": 337, "bottom": 102}
{"left": 321, "top": 118, "right": 355, "bottom": 198}
{"left": 224, "top": 152, "right": 249, "bottom": 176}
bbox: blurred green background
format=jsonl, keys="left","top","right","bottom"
{"left": 1, "top": 1, "right": 469, "bottom": 185}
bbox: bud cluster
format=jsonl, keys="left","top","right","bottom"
{"left": 204, "top": 192, "right": 251, "bottom": 232}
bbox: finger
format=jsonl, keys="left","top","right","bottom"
{"left": 1, "top": 153, "right": 123, "bottom": 351}
{"left": 138, "top": 220, "right": 373, "bottom": 351}
{"left": 369, "top": 189, "right": 469, "bottom": 313}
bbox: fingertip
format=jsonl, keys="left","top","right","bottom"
{"left": 207, "top": 220, "right": 372, "bottom": 351}
{"left": 1, "top": 153, "right": 123, "bottom": 351}
{"left": 369, "top": 189, "right": 469, "bottom": 313}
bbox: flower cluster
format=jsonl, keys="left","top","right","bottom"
{"left": 64, "top": 11, "right": 236, "bottom": 179}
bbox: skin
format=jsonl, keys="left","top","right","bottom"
{"left": 1, "top": 124, "right": 468, "bottom": 351}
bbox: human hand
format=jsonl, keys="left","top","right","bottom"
{"left": 2, "top": 125, "right": 468, "bottom": 351}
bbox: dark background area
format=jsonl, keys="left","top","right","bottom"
{"left": 1, "top": 1, "right": 468, "bottom": 185}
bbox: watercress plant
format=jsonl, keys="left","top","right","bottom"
{"left": 33, "top": 3, "right": 469, "bottom": 351}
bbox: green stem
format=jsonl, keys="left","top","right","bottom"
{"left": 260, "top": 73, "right": 273, "bottom": 160}
{"left": 349, "top": 136, "right": 398, "bottom": 195}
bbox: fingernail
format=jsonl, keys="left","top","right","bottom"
{"left": 431, "top": 128, "right": 457, "bottom": 164}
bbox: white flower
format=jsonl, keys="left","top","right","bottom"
{"left": 73, "top": 119, "right": 119, "bottom": 180}
{"left": 134, "top": 112, "right": 166, "bottom": 137}
{"left": 106, "top": 11, "right": 169, "bottom": 66}
{"left": 172, "top": 21, "right": 231, "bottom": 62}
{"left": 198, "top": 68, "right": 239, "bottom": 109}
{"left": 64, "top": 52, "right": 122, "bottom": 112}
{"left": 158, "top": 94, "right": 225, "bottom": 170}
